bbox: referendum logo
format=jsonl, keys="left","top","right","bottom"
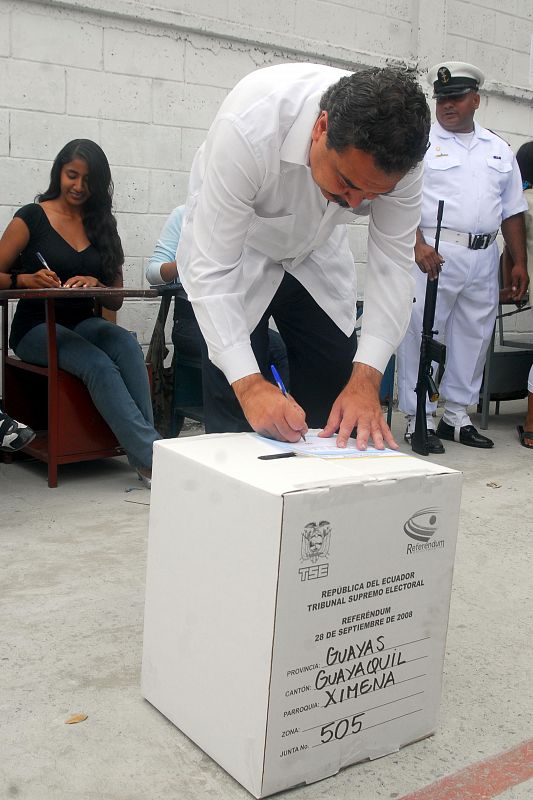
{"left": 403, "top": 508, "right": 439, "bottom": 543}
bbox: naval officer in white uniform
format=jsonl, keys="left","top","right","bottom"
{"left": 177, "top": 63, "right": 430, "bottom": 449}
{"left": 397, "top": 61, "right": 528, "bottom": 452}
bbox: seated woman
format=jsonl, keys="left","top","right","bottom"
{"left": 0, "top": 139, "right": 160, "bottom": 487}
{"left": 146, "top": 205, "right": 289, "bottom": 387}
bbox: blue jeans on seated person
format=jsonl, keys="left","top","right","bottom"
{"left": 15, "top": 317, "right": 161, "bottom": 470}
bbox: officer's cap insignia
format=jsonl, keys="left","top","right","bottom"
{"left": 437, "top": 67, "right": 451, "bottom": 84}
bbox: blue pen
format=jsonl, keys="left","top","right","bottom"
{"left": 36, "top": 252, "right": 51, "bottom": 271}
{"left": 270, "top": 364, "right": 306, "bottom": 442}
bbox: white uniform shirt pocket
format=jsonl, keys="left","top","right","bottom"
{"left": 486, "top": 156, "right": 513, "bottom": 192}
{"left": 486, "top": 157, "right": 512, "bottom": 174}
{"left": 245, "top": 213, "right": 296, "bottom": 260}
{"left": 427, "top": 156, "right": 462, "bottom": 171}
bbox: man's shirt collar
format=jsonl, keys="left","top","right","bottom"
{"left": 279, "top": 91, "right": 323, "bottom": 165}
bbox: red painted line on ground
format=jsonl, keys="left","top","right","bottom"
{"left": 398, "top": 739, "right": 533, "bottom": 800}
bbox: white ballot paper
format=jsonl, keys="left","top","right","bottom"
{"left": 254, "top": 430, "right": 407, "bottom": 458}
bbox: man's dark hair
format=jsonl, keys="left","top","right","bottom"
{"left": 320, "top": 66, "right": 430, "bottom": 174}
{"left": 516, "top": 141, "right": 533, "bottom": 185}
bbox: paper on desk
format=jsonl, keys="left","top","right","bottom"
{"left": 254, "top": 431, "right": 406, "bottom": 459}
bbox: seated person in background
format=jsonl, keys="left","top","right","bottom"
{"left": 146, "top": 205, "right": 289, "bottom": 388}
{"left": 0, "top": 408, "right": 35, "bottom": 452}
{"left": 0, "top": 139, "right": 160, "bottom": 488}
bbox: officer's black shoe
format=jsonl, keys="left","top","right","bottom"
{"left": 436, "top": 420, "right": 494, "bottom": 449}
{"left": 404, "top": 428, "right": 445, "bottom": 454}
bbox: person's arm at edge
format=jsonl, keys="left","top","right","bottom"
{"left": 146, "top": 207, "right": 184, "bottom": 287}
{"left": 499, "top": 154, "right": 528, "bottom": 302}
{"left": 0, "top": 217, "right": 61, "bottom": 289}
{"left": 501, "top": 212, "right": 528, "bottom": 302}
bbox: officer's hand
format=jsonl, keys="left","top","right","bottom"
{"left": 414, "top": 241, "right": 444, "bottom": 281}
{"left": 232, "top": 374, "right": 308, "bottom": 442}
{"left": 509, "top": 263, "right": 529, "bottom": 303}
{"left": 319, "top": 363, "right": 398, "bottom": 450}
{"left": 499, "top": 286, "right": 514, "bottom": 304}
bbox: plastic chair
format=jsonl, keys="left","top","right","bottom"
{"left": 478, "top": 299, "right": 533, "bottom": 429}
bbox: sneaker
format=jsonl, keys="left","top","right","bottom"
{"left": 136, "top": 469, "right": 152, "bottom": 490}
{"left": 0, "top": 411, "right": 36, "bottom": 452}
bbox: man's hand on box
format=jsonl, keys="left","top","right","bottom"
{"left": 320, "top": 363, "right": 398, "bottom": 450}
{"left": 232, "top": 374, "right": 308, "bottom": 442}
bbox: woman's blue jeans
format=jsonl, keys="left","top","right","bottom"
{"left": 15, "top": 317, "right": 161, "bottom": 470}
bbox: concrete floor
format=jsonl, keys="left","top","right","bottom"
{"left": 1, "top": 405, "right": 532, "bottom": 800}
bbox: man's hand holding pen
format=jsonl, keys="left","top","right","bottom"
{"left": 270, "top": 365, "right": 306, "bottom": 442}
{"left": 232, "top": 372, "right": 308, "bottom": 443}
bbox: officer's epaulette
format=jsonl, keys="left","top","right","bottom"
{"left": 487, "top": 129, "right": 510, "bottom": 147}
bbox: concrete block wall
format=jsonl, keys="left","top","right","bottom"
{"left": 1, "top": 0, "right": 532, "bottom": 358}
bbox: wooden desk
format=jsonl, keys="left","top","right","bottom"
{"left": 1, "top": 287, "right": 157, "bottom": 486}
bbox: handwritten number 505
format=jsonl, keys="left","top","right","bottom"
{"left": 320, "top": 713, "right": 364, "bottom": 743}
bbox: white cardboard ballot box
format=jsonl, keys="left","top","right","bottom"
{"left": 142, "top": 433, "right": 462, "bottom": 798}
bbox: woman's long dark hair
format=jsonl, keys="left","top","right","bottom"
{"left": 38, "top": 139, "right": 124, "bottom": 283}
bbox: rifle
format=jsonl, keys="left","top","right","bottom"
{"left": 410, "top": 200, "right": 447, "bottom": 456}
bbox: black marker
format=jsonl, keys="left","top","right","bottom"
{"left": 258, "top": 452, "right": 297, "bottom": 460}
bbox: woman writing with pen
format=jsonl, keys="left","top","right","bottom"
{"left": 0, "top": 139, "right": 160, "bottom": 487}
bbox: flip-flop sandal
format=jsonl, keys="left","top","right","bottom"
{"left": 517, "top": 425, "right": 533, "bottom": 449}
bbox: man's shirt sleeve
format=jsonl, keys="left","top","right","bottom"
{"left": 178, "top": 116, "right": 265, "bottom": 384}
{"left": 501, "top": 156, "right": 528, "bottom": 221}
{"left": 355, "top": 163, "right": 422, "bottom": 372}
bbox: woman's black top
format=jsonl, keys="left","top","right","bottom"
{"left": 9, "top": 204, "right": 106, "bottom": 349}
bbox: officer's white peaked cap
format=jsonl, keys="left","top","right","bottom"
{"left": 427, "top": 62, "right": 485, "bottom": 98}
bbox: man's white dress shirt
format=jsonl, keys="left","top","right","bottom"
{"left": 177, "top": 62, "right": 423, "bottom": 385}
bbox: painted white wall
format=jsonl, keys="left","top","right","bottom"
{"left": 1, "top": 0, "right": 532, "bottom": 350}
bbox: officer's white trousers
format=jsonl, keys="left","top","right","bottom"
{"left": 397, "top": 240, "right": 500, "bottom": 418}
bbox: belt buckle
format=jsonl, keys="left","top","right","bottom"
{"left": 469, "top": 233, "right": 490, "bottom": 250}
